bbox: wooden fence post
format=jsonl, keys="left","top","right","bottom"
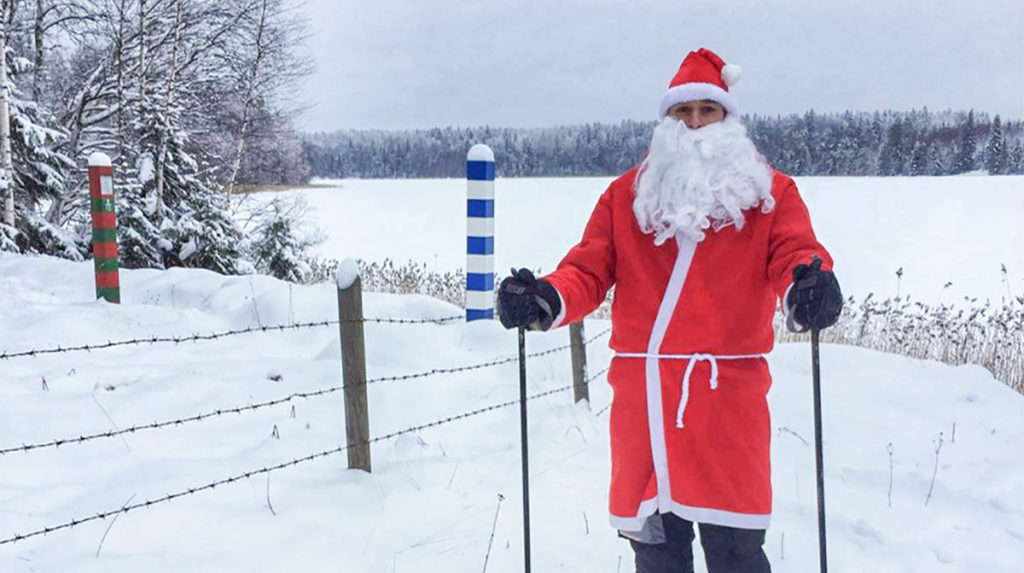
{"left": 337, "top": 261, "right": 370, "bottom": 472}
{"left": 569, "top": 322, "right": 589, "bottom": 404}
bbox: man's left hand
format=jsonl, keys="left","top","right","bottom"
{"left": 786, "top": 257, "right": 843, "bottom": 333}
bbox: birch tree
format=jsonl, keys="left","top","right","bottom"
{"left": 220, "top": 0, "right": 311, "bottom": 194}
{"left": 1, "top": 0, "right": 15, "bottom": 228}
{"left": 148, "top": 0, "right": 181, "bottom": 221}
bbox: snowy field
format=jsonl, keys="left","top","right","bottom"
{"left": 292, "top": 175, "right": 1024, "bottom": 306}
{"left": 1, "top": 175, "right": 1023, "bottom": 572}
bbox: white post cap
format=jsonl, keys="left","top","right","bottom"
{"left": 467, "top": 144, "right": 494, "bottom": 162}
{"left": 336, "top": 258, "right": 361, "bottom": 290}
{"left": 88, "top": 152, "right": 113, "bottom": 167}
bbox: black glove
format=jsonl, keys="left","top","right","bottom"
{"left": 497, "top": 268, "right": 561, "bottom": 331}
{"left": 786, "top": 257, "right": 843, "bottom": 333}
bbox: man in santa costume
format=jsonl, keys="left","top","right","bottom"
{"left": 497, "top": 48, "right": 843, "bottom": 572}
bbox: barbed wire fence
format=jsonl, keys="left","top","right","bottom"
{"left": 0, "top": 315, "right": 464, "bottom": 361}
{"left": 0, "top": 327, "right": 611, "bottom": 457}
{"left": 0, "top": 295, "right": 613, "bottom": 547}
{"left": 0, "top": 369, "right": 610, "bottom": 547}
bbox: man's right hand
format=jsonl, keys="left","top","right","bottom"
{"left": 497, "top": 268, "right": 561, "bottom": 331}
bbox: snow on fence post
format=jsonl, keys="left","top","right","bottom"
{"left": 569, "top": 322, "right": 589, "bottom": 404}
{"left": 336, "top": 259, "right": 371, "bottom": 472}
{"left": 466, "top": 144, "right": 495, "bottom": 321}
{"left": 88, "top": 152, "right": 120, "bottom": 303}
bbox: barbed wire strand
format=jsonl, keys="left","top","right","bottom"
{"left": 585, "top": 366, "right": 613, "bottom": 417}
{"left": 0, "top": 328, "right": 612, "bottom": 456}
{"left": 0, "top": 382, "right": 580, "bottom": 547}
{"left": 0, "top": 315, "right": 465, "bottom": 361}
{"left": 587, "top": 366, "right": 610, "bottom": 385}
{"left": 365, "top": 326, "right": 608, "bottom": 385}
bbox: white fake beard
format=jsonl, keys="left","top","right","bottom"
{"left": 633, "top": 115, "right": 775, "bottom": 245}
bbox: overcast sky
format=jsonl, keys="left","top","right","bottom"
{"left": 295, "top": 0, "right": 1024, "bottom": 132}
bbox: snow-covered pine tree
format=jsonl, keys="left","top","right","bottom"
{"left": 7, "top": 87, "right": 81, "bottom": 257}
{"left": 115, "top": 0, "right": 247, "bottom": 273}
{"left": 879, "top": 117, "right": 908, "bottom": 176}
{"left": 0, "top": 0, "right": 81, "bottom": 257}
{"left": 861, "top": 112, "right": 885, "bottom": 175}
{"left": 983, "top": 115, "right": 1007, "bottom": 175}
{"left": 1008, "top": 144, "right": 1024, "bottom": 175}
{"left": 909, "top": 140, "right": 930, "bottom": 176}
{"left": 952, "top": 110, "right": 978, "bottom": 174}
{"left": 121, "top": 105, "right": 245, "bottom": 272}
{"left": 239, "top": 193, "right": 323, "bottom": 282}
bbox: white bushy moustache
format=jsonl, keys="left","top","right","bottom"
{"left": 633, "top": 115, "right": 775, "bottom": 245}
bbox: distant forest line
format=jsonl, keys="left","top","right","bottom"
{"left": 302, "top": 109, "right": 1024, "bottom": 179}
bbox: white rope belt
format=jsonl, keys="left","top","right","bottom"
{"left": 615, "top": 352, "right": 765, "bottom": 429}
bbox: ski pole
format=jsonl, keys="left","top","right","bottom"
{"left": 811, "top": 327, "right": 828, "bottom": 573}
{"left": 517, "top": 326, "right": 532, "bottom": 573}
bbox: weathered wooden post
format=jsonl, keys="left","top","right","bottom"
{"left": 88, "top": 152, "right": 120, "bottom": 303}
{"left": 569, "top": 322, "right": 589, "bottom": 404}
{"left": 466, "top": 143, "right": 495, "bottom": 321}
{"left": 336, "top": 258, "right": 370, "bottom": 472}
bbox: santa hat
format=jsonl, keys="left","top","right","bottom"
{"left": 658, "top": 48, "right": 743, "bottom": 117}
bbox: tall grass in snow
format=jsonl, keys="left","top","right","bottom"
{"left": 776, "top": 294, "right": 1024, "bottom": 393}
{"left": 305, "top": 258, "right": 1024, "bottom": 394}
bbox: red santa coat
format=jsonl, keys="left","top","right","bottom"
{"left": 543, "top": 167, "right": 832, "bottom": 531}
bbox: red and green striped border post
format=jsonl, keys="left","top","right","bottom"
{"left": 88, "top": 152, "right": 119, "bottom": 303}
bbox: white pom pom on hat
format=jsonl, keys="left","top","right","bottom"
{"left": 721, "top": 63, "right": 742, "bottom": 87}
{"left": 658, "top": 48, "right": 742, "bottom": 117}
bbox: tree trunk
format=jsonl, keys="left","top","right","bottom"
{"left": 115, "top": 0, "right": 127, "bottom": 161}
{"left": 225, "top": 0, "right": 269, "bottom": 196}
{"left": 0, "top": 1, "right": 14, "bottom": 228}
{"left": 32, "top": 0, "right": 44, "bottom": 103}
{"left": 225, "top": 115, "right": 250, "bottom": 197}
{"left": 153, "top": 0, "right": 183, "bottom": 221}
{"left": 138, "top": 0, "right": 146, "bottom": 104}
{"left": 38, "top": 0, "right": 59, "bottom": 224}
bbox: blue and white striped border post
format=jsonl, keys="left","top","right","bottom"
{"left": 466, "top": 144, "right": 495, "bottom": 321}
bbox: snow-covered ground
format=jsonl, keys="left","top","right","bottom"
{"left": 295, "top": 174, "right": 1024, "bottom": 306}
{"left": 2, "top": 175, "right": 1023, "bottom": 572}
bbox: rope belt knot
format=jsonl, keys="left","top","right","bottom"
{"left": 676, "top": 353, "right": 717, "bottom": 429}
{"left": 614, "top": 351, "right": 765, "bottom": 430}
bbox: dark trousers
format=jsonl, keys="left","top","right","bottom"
{"left": 630, "top": 513, "right": 771, "bottom": 573}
